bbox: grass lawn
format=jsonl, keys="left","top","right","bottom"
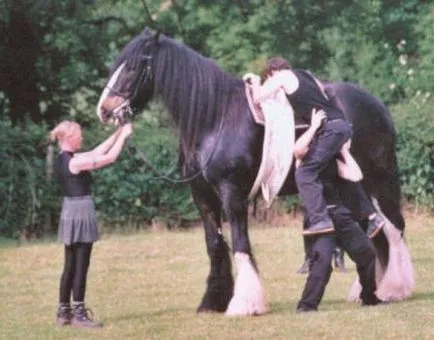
{"left": 1, "top": 211, "right": 433, "bottom": 340}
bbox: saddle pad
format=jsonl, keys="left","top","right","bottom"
{"left": 245, "top": 84, "right": 295, "bottom": 207}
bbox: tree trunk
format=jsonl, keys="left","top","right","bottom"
{"left": 2, "top": 3, "right": 42, "bottom": 125}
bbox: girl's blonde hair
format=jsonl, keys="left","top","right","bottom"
{"left": 50, "top": 121, "right": 81, "bottom": 142}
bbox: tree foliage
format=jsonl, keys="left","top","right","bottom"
{"left": 0, "top": 120, "right": 58, "bottom": 238}
{"left": 0, "top": 0, "right": 433, "bottom": 237}
{"left": 0, "top": 0, "right": 135, "bottom": 125}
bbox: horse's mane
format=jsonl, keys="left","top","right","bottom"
{"left": 115, "top": 30, "right": 246, "bottom": 167}
{"left": 111, "top": 34, "right": 151, "bottom": 75}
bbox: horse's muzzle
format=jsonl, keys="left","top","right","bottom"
{"left": 113, "top": 100, "right": 133, "bottom": 125}
{"left": 100, "top": 99, "right": 133, "bottom": 125}
{"left": 100, "top": 107, "right": 111, "bottom": 123}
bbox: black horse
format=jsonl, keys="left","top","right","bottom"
{"left": 97, "top": 28, "right": 405, "bottom": 315}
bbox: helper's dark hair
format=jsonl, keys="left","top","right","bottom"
{"left": 262, "top": 57, "right": 292, "bottom": 80}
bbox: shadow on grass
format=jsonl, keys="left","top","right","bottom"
{"left": 81, "top": 292, "right": 434, "bottom": 325}
{"left": 270, "top": 298, "right": 370, "bottom": 314}
{"left": 406, "top": 291, "right": 434, "bottom": 302}
{"left": 0, "top": 237, "right": 20, "bottom": 249}
{"left": 322, "top": 291, "right": 434, "bottom": 310}
{"left": 411, "top": 257, "right": 433, "bottom": 265}
{"left": 0, "top": 235, "right": 58, "bottom": 249}
{"left": 106, "top": 306, "right": 195, "bottom": 323}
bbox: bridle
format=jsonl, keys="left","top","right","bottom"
{"left": 103, "top": 48, "right": 227, "bottom": 185}
{"left": 130, "top": 55, "right": 153, "bottom": 100}
{"left": 104, "top": 54, "right": 154, "bottom": 124}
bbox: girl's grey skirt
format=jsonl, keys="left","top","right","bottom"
{"left": 58, "top": 196, "right": 99, "bottom": 246}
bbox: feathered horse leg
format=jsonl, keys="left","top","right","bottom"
{"left": 373, "top": 199, "right": 414, "bottom": 301}
{"left": 192, "top": 184, "right": 234, "bottom": 313}
{"left": 220, "top": 183, "right": 267, "bottom": 316}
{"left": 226, "top": 252, "right": 267, "bottom": 316}
{"left": 347, "top": 199, "right": 414, "bottom": 303}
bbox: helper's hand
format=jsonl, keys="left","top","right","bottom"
{"left": 340, "top": 139, "right": 352, "bottom": 155}
{"left": 121, "top": 123, "right": 133, "bottom": 138}
{"left": 310, "top": 108, "right": 326, "bottom": 130}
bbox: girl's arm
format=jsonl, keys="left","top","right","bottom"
{"left": 70, "top": 124, "right": 133, "bottom": 174}
{"left": 79, "top": 127, "right": 123, "bottom": 158}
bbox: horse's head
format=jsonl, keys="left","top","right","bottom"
{"left": 97, "top": 28, "right": 160, "bottom": 124}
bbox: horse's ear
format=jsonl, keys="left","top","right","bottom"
{"left": 154, "top": 31, "right": 161, "bottom": 44}
{"left": 143, "top": 27, "right": 152, "bottom": 36}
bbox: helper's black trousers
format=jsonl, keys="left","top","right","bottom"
{"left": 297, "top": 204, "right": 377, "bottom": 310}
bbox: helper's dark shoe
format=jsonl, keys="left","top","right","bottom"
{"left": 362, "top": 295, "right": 386, "bottom": 306}
{"left": 71, "top": 304, "right": 103, "bottom": 328}
{"left": 367, "top": 214, "right": 385, "bottom": 239}
{"left": 56, "top": 305, "right": 72, "bottom": 327}
{"left": 296, "top": 305, "right": 318, "bottom": 313}
{"left": 297, "top": 258, "right": 311, "bottom": 274}
{"left": 303, "top": 224, "right": 335, "bottom": 236}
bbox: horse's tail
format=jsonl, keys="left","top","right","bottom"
{"left": 375, "top": 145, "right": 406, "bottom": 233}
{"left": 327, "top": 82, "right": 405, "bottom": 233}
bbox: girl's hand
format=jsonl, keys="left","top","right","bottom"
{"left": 310, "top": 108, "right": 326, "bottom": 130}
{"left": 121, "top": 123, "right": 133, "bottom": 138}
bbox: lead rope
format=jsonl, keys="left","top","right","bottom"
{"left": 126, "top": 141, "right": 203, "bottom": 184}
{"left": 125, "top": 99, "right": 227, "bottom": 184}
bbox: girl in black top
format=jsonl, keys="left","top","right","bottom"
{"left": 50, "top": 120, "right": 132, "bottom": 328}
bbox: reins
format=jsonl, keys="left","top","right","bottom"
{"left": 126, "top": 141, "right": 202, "bottom": 184}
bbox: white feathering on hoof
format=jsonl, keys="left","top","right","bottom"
{"left": 225, "top": 252, "right": 268, "bottom": 316}
{"left": 371, "top": 198, "right": 415, "bottom": 301}
{"left": 373, "top": 205, "right": 415, "bottom": 301}
{"left": 347, "top": 278, "right": 362, "bottom": 303}
{"left": 347, "top": 198, "right": 415, "bottom": 303}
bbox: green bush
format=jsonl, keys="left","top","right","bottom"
{"left": 393, "top": 94, "right": 434, "bottom": 206}
{"left": 1, "top": 93, "right": 432, "bottom": 239}
{"left": 0, "top": 116, "right": 200, "bottom": 238}
{"left": 87, "top": 117, "right": 199, "bottom": 230}
{"left": 0, "top": 120, "right": 59, "bottom": 239}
